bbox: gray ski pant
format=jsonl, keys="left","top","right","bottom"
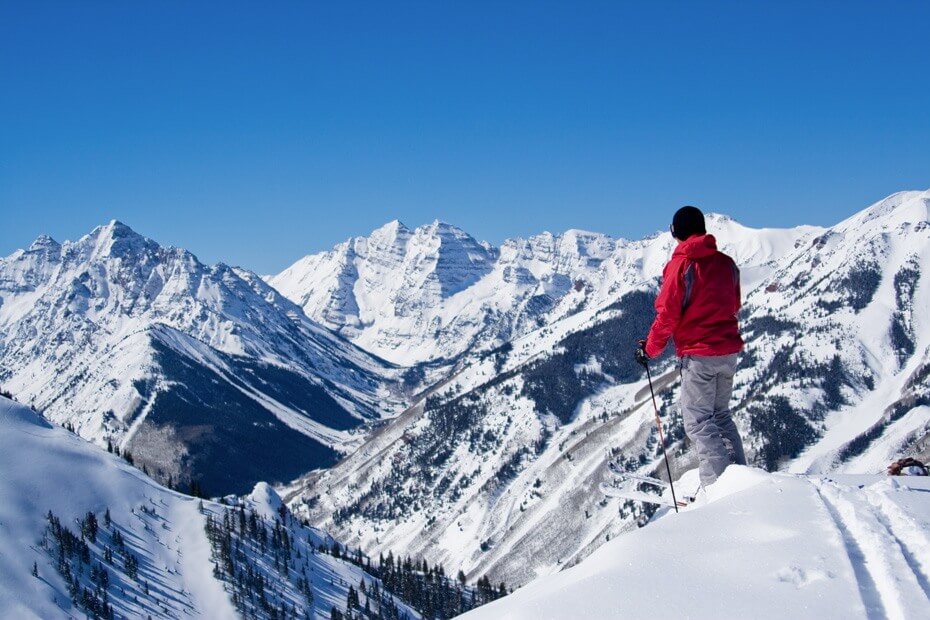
{"left": 679, "top": 353, "right": 747, "bottom": 486}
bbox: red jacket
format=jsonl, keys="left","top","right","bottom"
{"left": 645, "top": 234, "right": 743, "bottom": 358}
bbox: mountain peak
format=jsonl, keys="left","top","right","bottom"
{"left": 366, "top": 219, "right": 412, "bottom": 250}
{"left": 105, "top": 219, "right": 141, "bottom": 237}
{"left": 375, "top": 219, "right": 409, "bottom": 234}
{"left": 92, "top": 219, "right": 143, "bottom": 241}
{"left": 562, "top": 227, "right": 608, "bottom": 239}
{"left": 835, "top": 189, "right": 930, "bottom": 234}
{"left": 424, "top": 219, "right": 462, "bottom": 233}
{"left": 85, "top": 219, "right": 154, "bottom": 260}
{"left": 28, "top": 234, "right": 61, "bottom": 252}
{"left": 418, "top": 220, "right": 481, "bottom": 244}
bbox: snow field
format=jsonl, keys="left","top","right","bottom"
{"left": 461, "top": 466, "right": 930, "bottom": 620}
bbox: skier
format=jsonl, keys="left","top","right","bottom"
{"left": 636, "top": 206, "right": 746, "bottom": 488}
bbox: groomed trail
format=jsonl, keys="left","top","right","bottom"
{"left": 462, "top": 466, "right": 930, "bottom": 620}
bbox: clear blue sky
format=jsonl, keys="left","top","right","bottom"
{"left": 2, "top": 2, "right": 928, "bottom": 274}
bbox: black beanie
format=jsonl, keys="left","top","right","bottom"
{"left": 671, "top": 206, "right": 706, "bottom": 241}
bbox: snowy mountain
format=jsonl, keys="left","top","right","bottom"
{"left": 0, "top": 221, "right": 407, "bottom": 495}
{"left": 0, "top": 395, "right": 422, "bottom": 620}
{"left": 269, "top": 216, "right": 817, "bottom": 369}
{"left": 4, "top": 189, "right": 928, "bottom": 610}
{"left": 285, "top": 190, "right": 930, "bottom": 589}
{"left": 461, "top": 466, "right": 930, "bottom": 620}
{"left": 743, "top": 190, "right": 930, "bottom": 475}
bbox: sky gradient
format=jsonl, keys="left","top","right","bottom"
{"left": 2, "top": 2, "right": 929, "bottom": 273}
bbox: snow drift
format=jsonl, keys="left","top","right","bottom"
{"left": 461, "top": 466, "right": 930, "bottom": 620}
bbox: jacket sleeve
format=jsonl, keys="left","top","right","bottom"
{"left": 645, "top": 257, "right": 685, "bottom": 358}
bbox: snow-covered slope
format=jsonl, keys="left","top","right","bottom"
{"left": 287, "top": 190, "right": 930, "bottom": 589}
{"left": 270, "top": 216, "right": 819, "bottom": 368}
{"left": 0, "top": 396, "right": 419, "bottom": 620}
{"left": 6, "top": 190, "right": 928, "bottom": 607}
{"left": 461, "top": 466, "right": 930, "bottom": 620}
{"left": 741, "top": 189, "right": 930, "bottom": 475}
{"left": 0, "top": 221, "right": 407, "bottom": 495}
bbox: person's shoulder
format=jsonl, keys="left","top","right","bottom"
{"left": 714, "top": 248, "right": 738, "bottom": 266}
{"left": 664, "top": 253, "right": 687, "bottom": 271}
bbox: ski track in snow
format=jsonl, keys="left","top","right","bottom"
{"left": 461, "top": 469, "right": 930, "bottom": 620}
{"left": 814, "top": 482, "right": 889, "bottom": 618}
{"left": 813, "top": 478, "right": 930, "bottom": 619}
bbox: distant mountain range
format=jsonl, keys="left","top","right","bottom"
{"left": 2, "top": 189, "right": 928, "bottom": 592}
{"left": 268, "top": 215, "right": 817, "bottom": 368}
{"left": 0, "top": 221, "right": 407, "bottom": 495}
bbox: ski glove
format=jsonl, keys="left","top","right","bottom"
{"left": 635, "top": 340, "right": 650, "bottom": 367}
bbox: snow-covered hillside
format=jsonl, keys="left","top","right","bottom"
{"left": 461, "top": 466, "right": 930, "bottom": 620}
{"left": 0, "top": 396, "right": 420, "bottom": 620}
{"left": 0, "top": 221, "right": 407, "bottom": 495}
{"left": 287, "top": 190, "right": 930, "bottom": 589}
{"left": 270, "top": 216, "right": 818, "bottom": 368}
{"left": 5, "top": 190, "right": 928, "bottom": 612}
{"left": 739, "top": 190, "right": 930, "bottom": 475}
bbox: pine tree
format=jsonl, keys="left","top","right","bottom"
{"left": 82, "top": 511, "right": 98, "bottom": 543}
{"left": 31, "top": 561, "right": 38, "bottom": 578}
{"left": 347, "top": 585, "right": 359, "bottom": 610}
{"left": 124, "top": 553, "right": 138, "bottom": 580}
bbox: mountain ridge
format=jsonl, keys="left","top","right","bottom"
{"left": 269, "top": 212, "right": 823, "bottom": 368}
{"left": 3, "top": 188, "right": 928, "bottom": 591}
{"left": 0, "top": 221, "right": 408, "bottom": 495}
{"left": 284, "top": 189, "right": 930, "bottom": 588}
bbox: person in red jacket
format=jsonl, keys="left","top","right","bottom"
{"left": 637, "top": 206, "right": 746, "bottom": 487}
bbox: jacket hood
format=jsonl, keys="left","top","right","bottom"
{"left": 673, "top": 234, "right": 718, "bottom": 260}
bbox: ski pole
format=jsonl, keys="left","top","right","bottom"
{"left": 644, "top": 361, "right": 680, "bottom": 513}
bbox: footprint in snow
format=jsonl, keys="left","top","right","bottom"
{"left": 775, "top": 565, "right": 834, "bottom": 588}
